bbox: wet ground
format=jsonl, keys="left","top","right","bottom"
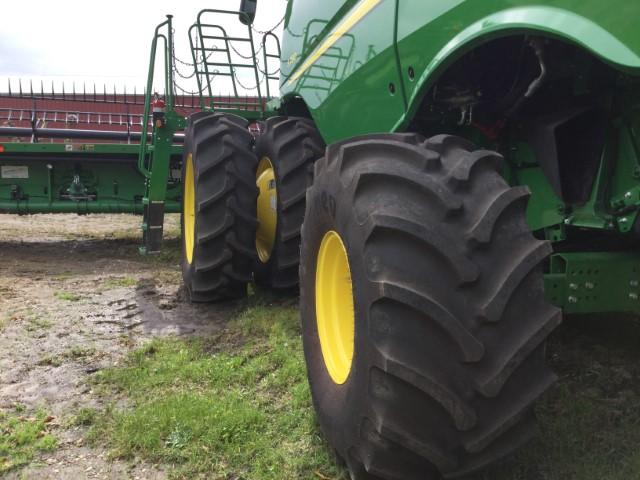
{"left": 0, "top": 214, "right": 230, "bottom": 479}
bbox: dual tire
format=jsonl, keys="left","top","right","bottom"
{"left": 180, "top": 114, "right": 324, "bottom": 300}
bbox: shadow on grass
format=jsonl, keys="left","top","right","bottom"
{"left": 483, "top": 314, "right": 640, "bottom": 480}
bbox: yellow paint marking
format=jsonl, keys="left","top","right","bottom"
{"left": 287, "top": 0, "right": 383, "bottom": 85}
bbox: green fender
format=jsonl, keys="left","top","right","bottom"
{"left": 396, "top": 5, "right": 640, "bottom": 131}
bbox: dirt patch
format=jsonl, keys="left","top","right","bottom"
{"left": 0, "top": 214, "right": 234, "bottom": 479}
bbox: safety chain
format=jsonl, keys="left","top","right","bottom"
{"left": 251, "top": 16, "right": 285, "bottom": 35}
{"left": 232, "top": 70, "right": 266, "bottom": 91}
{"left": 229, "top": 41, "right": 264, "bottom": 60}
{"left": 173, "top": 80, "right": 208, "bottom": 96}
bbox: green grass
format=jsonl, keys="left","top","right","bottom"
{"left": 21, "top": 311, "right": 53, "bottom": 332}
{"left": 70, "top": 408, "right": 99, "bottom": 427}
{"left": 103, "top": 276, "right": 138, "bottom": 289}
{"left": 54, "top": 291, "right": 81, "bottom": 302}
{"left": 87, "top": 294, "right": 640, "bottom": 480}
{"left": 90, "top": 294, "right": 346, "bottom": 480}
{"left": 485, "top": 316, "right": 640, "bottom": 480}
{"left": 37, "top": 347, "right": 96, "bottom": 368}
{"left": 0, "top": 408, "right": 57, "bottom": 474}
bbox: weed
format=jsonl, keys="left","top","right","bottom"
{"left": 22, "top": 311, "right": 53, "bottom": 332}
{"left": 103, "top": 277, "right": 138, "bottom": 289}
{"left": 67, "top": 346, "right": 96, "bottom": 359}
{"left": 0, "top": 409, "right": 57, "bottom": 474}
{"left": 54, "top": 291, "right": 81, "bottom": 302}
{"left": 36, "top": 355, "right": 62, "bottom": 367}
{"left": 71, "top": 408, "right": 98, "bottom": 427}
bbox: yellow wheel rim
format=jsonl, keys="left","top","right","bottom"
{"left": 315, "top": 230, "right": 355, "bottom": 385}
{"left": 256, "top": 157, "right": 278, "bottom": 263}
{"left": 183, "top": 154, "right": 196, "bottom": 264}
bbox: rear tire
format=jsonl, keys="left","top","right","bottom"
{"left": 181, "top": 113, "right": 258, "bottom": 302}
{"left": 253, "top": 116, "right": 324, "bottom": 290}
{"left": 299, "top": 133, "right": 560, "bottom": 479}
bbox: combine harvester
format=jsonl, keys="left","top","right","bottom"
{"left": 2, "top": 1, "right": 640, "bottom": 478}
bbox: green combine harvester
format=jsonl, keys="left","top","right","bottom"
{"left": 2, "top": 0, "right": 640, "bottom": 477}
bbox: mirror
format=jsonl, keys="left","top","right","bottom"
{"left": 239, "top": 0, "right": 257, "bottom": 25}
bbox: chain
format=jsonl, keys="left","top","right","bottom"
{"left": 229, "top": 41, "right": 264, "bottom": 60}
{"left": 233, "top": 70, "right": 266, "bottom": 91}
{"left": 251, "top": 16, "right": 285, "bottom": 35}
{"left": 255, "top": 59, "right": 280, "bottom": 77}
{"left": 173, "top": 62, "right": 196, "bottom": 80}
{"left": 173, "top": 80, "right": 208, "bottom": 96}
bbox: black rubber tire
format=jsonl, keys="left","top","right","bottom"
{"left": 299, "top": 133, "right": 561, "bottom": 479}
{"left": 253, "top": 116, "right": 325, "bottom": 290}
{"left": 181, "top": 113, "right": 258, "bottom": 302}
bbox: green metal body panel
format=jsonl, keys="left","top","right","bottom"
{"left": 546, "top": 252, "right": 640, "bottom": 315}
{"left": 280, "top": 0, "right": 640, "bottom": 316}
{"left": 0, "top": 142, "right": 182, "bottom": 215}
{"left": 281, "top": 0, "right": 640, "bottom": 144}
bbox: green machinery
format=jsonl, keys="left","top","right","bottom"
{"left": 2, "top": 1, "right": 640, "bottom": 478}
{"left": 0, "top": 8, "right": 280, "bottom": 254}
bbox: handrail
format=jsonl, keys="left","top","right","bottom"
{"left": 262, "top": 31, "right": 281, "bottom": 99}
{"left": 188, "top": 9, "right": 265, "bottom": 114}
{"left": 137, "top": 15, "right": 174, "bottom": 177}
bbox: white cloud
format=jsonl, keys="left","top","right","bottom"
{"left": 1, "top": 0, "right": 287, "bottom": 95}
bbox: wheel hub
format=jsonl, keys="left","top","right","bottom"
{"left": 183, "top": 154, "right": 196, "bottom": 264}
{"left": 315, "top": 230, "right": 355, "bottom": 384}
{"left": 256, "top": 157, "right": 278, "bottom": 263}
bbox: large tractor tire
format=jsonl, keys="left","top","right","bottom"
{"left": 181, "top": 113, "right": 258, "bottom": 302}
{"left": 299, "top": 133, "right": 561, "bottom": 479}
{"left": 253, "top": 116, "right": 324, "bottom": 289}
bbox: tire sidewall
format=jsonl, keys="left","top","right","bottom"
{"left": 300, "top": 161, "right": 371, "bottom": 457}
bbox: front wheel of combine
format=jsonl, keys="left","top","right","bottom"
{"left": 253, "top": 117, "right": 325, "bottom": 290}
{"left": 181, "top": 113, "right": 258, "bottom": 302}
{"left": 299, "top": 134, "right": 561, "bottom": 479}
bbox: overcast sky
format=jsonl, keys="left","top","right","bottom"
{"left": 0, "top": 0, "right": 287, "bottom": 95}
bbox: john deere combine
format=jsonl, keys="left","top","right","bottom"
{"left": 2, "top": 0, "right": 640, "bottom": 478}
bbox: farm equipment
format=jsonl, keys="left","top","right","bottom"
{"left": 3, "top": 0, "right": 640, "bottom": 478}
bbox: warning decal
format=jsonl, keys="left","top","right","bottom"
{"left": 1, "top": 166, "right": 29, "bottom": 179}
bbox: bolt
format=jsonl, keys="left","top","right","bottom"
{"left": 620, "top": 217, "right": 628, "bottom": 224}
{"left": 569, "top": 283, "right": 579, "bottom": 291}
{"left": 625, "top": 191, "right": 633, "bottom": 200}
{"left": 630, "top": 292, "right": 639, "bottom": 300}
{"left": 585, "top": 282, "right": 595, "bottom": 290}
{"left": 388, "top": 83, "right": 396, "bottom": 94}
{"left": 564, "top": 218, "right": 571, "bottom": 225}
{"left": 568, "top": 296, "right": 578, "bottom": 304}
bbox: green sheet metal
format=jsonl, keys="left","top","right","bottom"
{"left": 281, "top": 0, "right": 640, "bottom": 144}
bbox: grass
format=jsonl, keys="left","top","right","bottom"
{"left": 89, "top": 293, "right": 345, "bottom": 480}
{"left": 0, "top": 408, "right": 57, "bottom": 474}
{"left": 102, "top": 276, "right": 138, "bottom": 289}
{"left": 70, "top": 408, "right": 99, "bottom": 427}
{"left": 87, "top": 289, "right": 640, "bottom": 480}
{"left": 54, "top": 291, "right": 81, "bottom": 302}
{"left": 37, "top": 347, "right": 96, "bottom": 367}
{"left": 485, "top": 315, "right": 640, "bottom": 480}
